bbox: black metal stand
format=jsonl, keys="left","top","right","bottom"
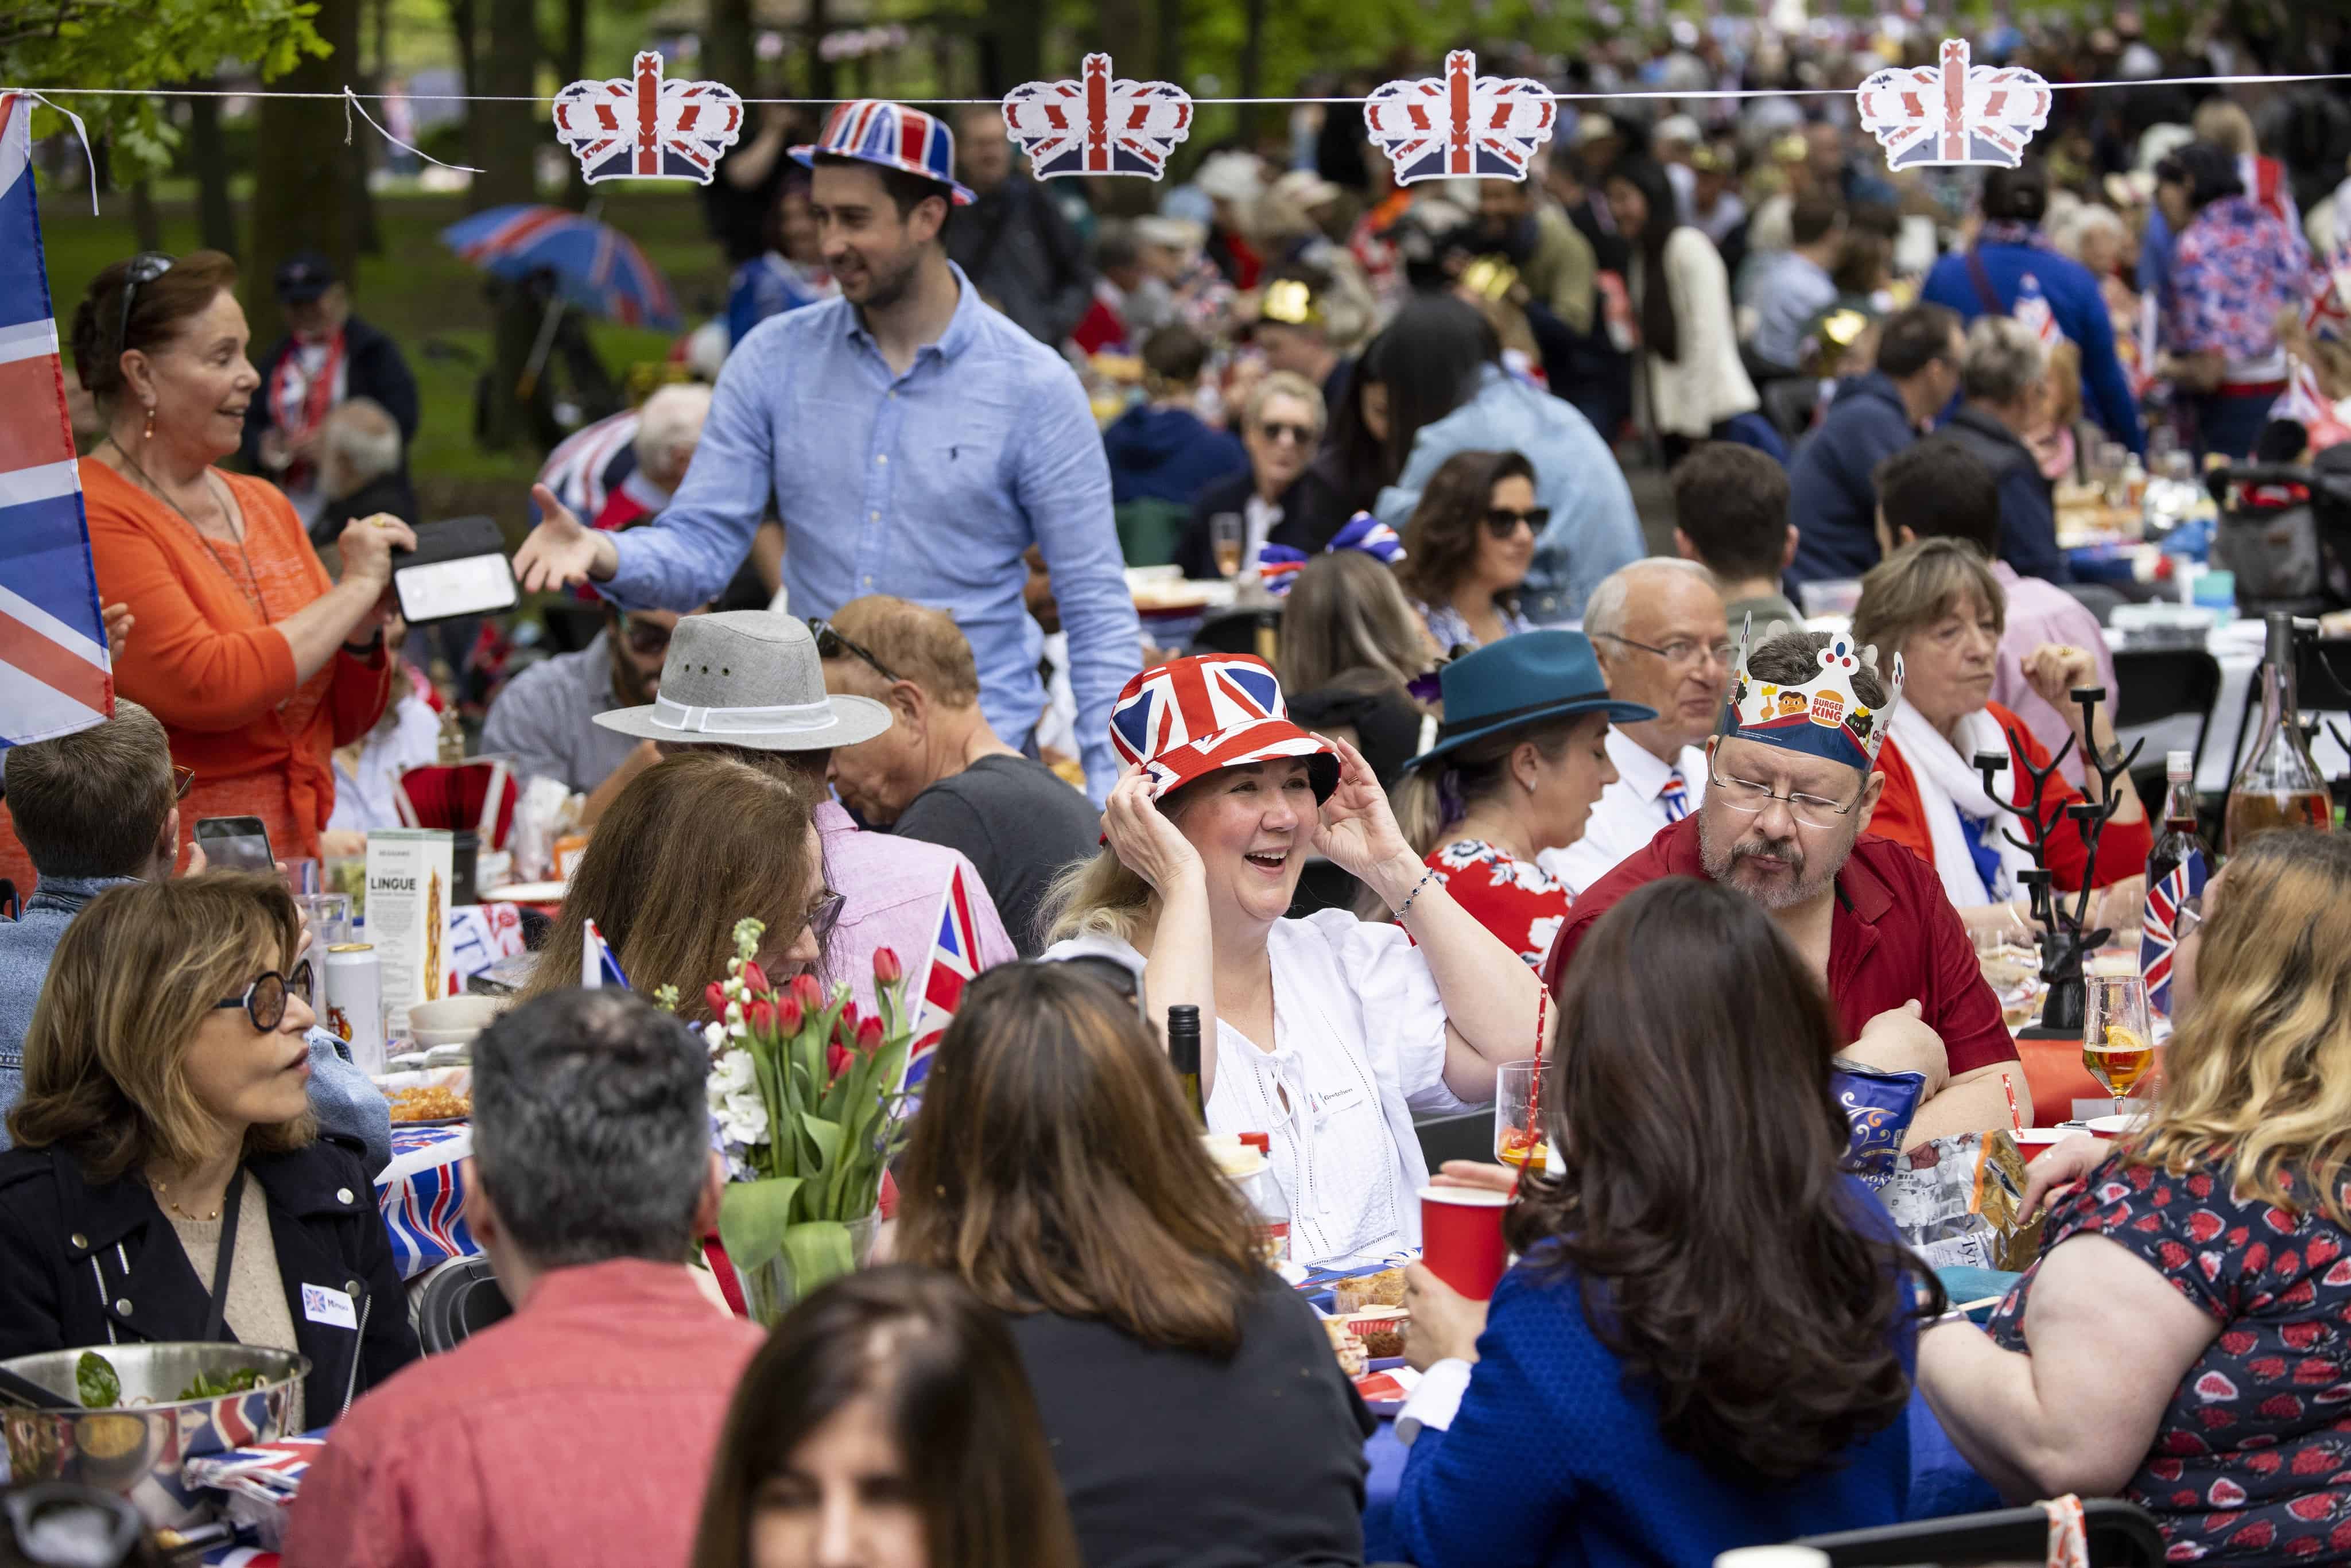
{"left": 1972, "top": 686, "right": 2144, "bottom": 1039}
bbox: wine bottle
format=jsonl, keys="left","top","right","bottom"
{"left": 1166, "top": 1004, "right": 1205, "bottom": 1127}
{"left": 2141, "top": 750, "right": 2211, "bottom": 1019}
{"left": 2224, "top": 612, "right": 2333, "bottom": 852}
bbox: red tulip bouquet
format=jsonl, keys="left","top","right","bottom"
{"left": 688, "top": 919, "right": 912, "bottom": 1320}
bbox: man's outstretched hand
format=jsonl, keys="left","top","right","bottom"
{"left": 514, "top": 485, "right": 619, "bottom": 593}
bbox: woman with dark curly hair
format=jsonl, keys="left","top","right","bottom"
{"left": 1390, "top": 876, "right": 1936, "bottom": 1566}
{"left": 1395, "top": 449, "right": 1541, "bottom": 653}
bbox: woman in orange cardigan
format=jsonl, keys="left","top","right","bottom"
{"left": 69, "top": 250, "right": 416, "bottom": 864}
{"left": 1856, "top": 538, "right": 2149, "bottom": 946}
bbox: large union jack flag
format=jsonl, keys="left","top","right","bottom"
{"left": 0, "top": 92, "right": 111, "bottom": 751}
{"left": 2139, "top": 850, "right": 2208, "bottom": 1018}
{"left": 1363, "top": 51, "right": 1557, "bottom": 187}
{"left": 553, "top": 51, "right": 743, "bottom": 185}
{"left": 1856, "top": 40, "right": 2050, "bottom": 171}
{"left": 1003, "top": 53, "right": 1193, "bottom": 180}
{"left": 904, "top": 863, "right": 982, "bottom": 1092}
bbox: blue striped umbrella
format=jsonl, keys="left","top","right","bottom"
{"left": 439, "top": 204, "right": 681, "bottom": 331}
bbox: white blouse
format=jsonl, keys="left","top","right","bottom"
{"left": 1043, "top": 910, "right": 1473, "bottom": 1267}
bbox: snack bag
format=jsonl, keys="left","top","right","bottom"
{"left": 1830, "top": 1058, "right": 1927, "bottom": 1182}
{"left": 1872, "top": 1129, "right": 2042, "bottom": 1272}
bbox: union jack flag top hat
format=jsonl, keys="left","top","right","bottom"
{"left": 792, "top": 100, "right": 975, "bottom": 205}
{"left": 1109, "top": 654, "right": 1340, "bottom": 805}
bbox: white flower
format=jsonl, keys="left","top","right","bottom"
{"left": 1524, "top": 914, "right": 1563, "bottom": 961}
{"left": 702, "top": 1021, "right": 727, "bottom": 1055}
{"left": 707, "top": 1053, "right": 770, "bottom": 1149}
{"left": 711, "top": 1051, "right": 757, "bottom": 1097}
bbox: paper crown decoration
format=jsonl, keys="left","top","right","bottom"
{"left": 1719, "top": 623, "right": 1904, "bottom": 772}
{"left": 1856, "top": 39, "right": 2050, "bottom": 170}
{"left": 552, "top": 51, "right": 743, "bottom": 184}
{"left": 1363, "top": 51, "right": 1557, "bottom": 185}
{"left": 1002, "top": 53, "right": 1193, "bottom": 180}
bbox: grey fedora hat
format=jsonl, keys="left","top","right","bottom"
{"left": 593, "top": 611, "right": 893, "bottom": 751}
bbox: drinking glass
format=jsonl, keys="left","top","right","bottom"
{"left": 1209, "top": 513, "right": 1244, "bottom": 579}
{"left": 2081, "top": 972, "right": 2156, "bottom": 1115}
{"left": 1492, "top": 1059, "right": 1546, "bottom": 1174}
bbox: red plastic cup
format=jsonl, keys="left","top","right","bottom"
{"left": 1237, "top": 1131, "right": 1270, "bottom": 1155}
{"left": 2011, "top": 1128, "right": 2067, "bottom": 1164}
{"left": 1419, "top": 1186, "right": 1512, "bottom": 1300}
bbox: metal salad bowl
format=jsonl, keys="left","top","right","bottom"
{"left": 0, "top": 1343, "right": 309, "bottom": 1528}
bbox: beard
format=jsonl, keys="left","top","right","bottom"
{"left": 845, "top": 245, "right": 922, "bottom": 313}
{"left": 1697, "top": 806, "right": 1851, "bottom": 910}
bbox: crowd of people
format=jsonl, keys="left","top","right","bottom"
{"left": 6, "top": 11, "right": 2351, "bottom": 1567}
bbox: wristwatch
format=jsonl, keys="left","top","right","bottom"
{"left": 342, "top": 629, "right": 386, "bottom": 657}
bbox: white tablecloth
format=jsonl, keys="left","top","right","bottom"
{"left": 2108, "top": 619, "right": 2351, "bottom": 794}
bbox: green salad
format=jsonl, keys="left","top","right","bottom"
{"left": 73, "top": 1351, "right": 270, "bottom": 1407}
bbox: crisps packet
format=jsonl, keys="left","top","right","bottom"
{"left": 1830, "top": 1058, "right": 1927, "bottom": 1181}
{"left": 1872, "top": 1129, "right": 2044, "bottom": 1272}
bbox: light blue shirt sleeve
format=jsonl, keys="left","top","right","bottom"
{"left": 1014, "top": 370, "right": 1140, "bottom": 799}
{"left": 602, "top": 334, "right": 779, "bottom": 610}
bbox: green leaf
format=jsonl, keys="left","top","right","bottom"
{"left": 800, "top": 1111, "right": 843, "bottom": 1171}
{"left": 717, "top": 1176, "right": 804, "bottom": 1271}
{"left": 779, "top": 1219, "right": 857, "bottom": 1297}
{"left": 76, "top": 1350, "right": 120, "bottom": 1410}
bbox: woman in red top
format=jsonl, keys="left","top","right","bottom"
{"left": 1395, "top": 631, "right": 1656, "bottom": 967}
{"left": 68, "top": 251, "right": 415, "bottom": 865}
{"left": 1855, "top": 538, "right": 2149, "bottom": 946}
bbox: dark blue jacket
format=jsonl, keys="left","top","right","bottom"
{"left": 1787, "top": 373, "right": 1917, "bottom": 587}
{"left": 1933, "top": 408, "right": 2071, "bottom": 584}
{"left": 1101, "top": 404, "right": 1248, "bottom": 507}
{"left": 1921, "top": 242, "right": 2144, "bottom": 456}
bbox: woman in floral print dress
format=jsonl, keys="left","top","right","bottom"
{"left": 1394, "top": 632, "right": 1655, "bottom": 967}
{"left": 1921, "top": 829, "right": 2351, "bottom": 1566}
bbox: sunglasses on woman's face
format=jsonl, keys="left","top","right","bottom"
{"left": 1483, "top": 506, "right": 1550, "bottom": 540}
{"left": 214, "top": 960, "right": 315, "bottom": 1033}
{"left": 618, "top": 613, "right": 673, "bottom": 658}
{"left": 1256, "top": 421, "right": 1315, "bottom": 447}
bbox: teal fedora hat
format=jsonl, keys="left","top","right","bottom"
{"left": 1399, "top": 630, "right": 1657, "bottom": 773}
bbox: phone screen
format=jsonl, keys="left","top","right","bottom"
{"left": 195, "top": 816, "right": 276, "bottom": 873}
{"left": 395, "top": 554, "right": 517, "bottom": 623}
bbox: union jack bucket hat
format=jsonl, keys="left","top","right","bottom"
{"left": 1110, "top": 654, "right": 1340, "bottom": 805}
{"left": 791, "top": 100, "right": 976, "bottom": 205}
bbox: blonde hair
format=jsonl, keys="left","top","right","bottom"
{"left": 2190, "top": 99, "right": 2256, "bottom": 157}
{"left": 9, "top": 872, "right": 314, "bottom": 1181}
{"left": 1243, "top": 369, "right": 1326, "bottom": 434}
{"left": 1851, "top": 537, "right": 2007, "bottom": 661}
{"left": 829, "top": 594, "right": 981, "bottom": 707}
{"left": 2131, "top": 831, "right": 2351, "bottom": 1224}
{"left": 1041, "top": 848, "right": 1155, "bottom": 946}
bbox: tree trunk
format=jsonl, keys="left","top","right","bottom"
{"left": 556, "top": 0, "right": 591, "bottom": 210}
{"left": 1093, "top": 0, "right": 1147, "bottom": 72}
{"left": 127, "top": 178, "right": 162, "bottom": 253}
{"left": 706, "top": 0, "right": 756, "bottom": 104}
{"left": 806, "top": 0, "right": 836, "bottom": 102}
{"left": 475, "top": 0, "right": 543, "bottom": 448}
{"left": 980, "top": 0, "right": 1042, "bottom": 94}
{"left": 1236, "top": 0, "right": 1267, "bottom": 143}
{"left": 246, "top": 0, "right": 362, "bottom": 350}
{"left": 1153, "top": 0, "right": 1182, "bottom": 91}
{"left": 185, "top": 88, "right": 240, "bottom": 257}
{"left": 448, "top": 0, "right": 484, "bottom": 188}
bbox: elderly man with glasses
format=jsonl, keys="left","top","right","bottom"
{"left": 1543, "top": 559, "right": 1734, "bottom": 894}
{"left": 1543, "top": 627, "right": 2026, "bottom": 1150}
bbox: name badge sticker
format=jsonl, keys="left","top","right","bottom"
{"left": 1312, "top": 1082, "right": 1365, "bottom": 1120}
{"left": 301, "top": 1283, "right": 359, "bottom": 1330}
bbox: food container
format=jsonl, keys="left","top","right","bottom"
{"left": 1, "top": 1343, "right": 309, "bottom": 1528}
{"left": 1201, "top": 1133, "right": 1291, "bottom": 1265}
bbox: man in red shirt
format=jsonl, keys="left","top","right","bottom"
{"left": 1542, "top": 627, "right": 2026, "bottom": 1146}
{"left": 284, "top": 989, "right": 763, "bottom": 1568}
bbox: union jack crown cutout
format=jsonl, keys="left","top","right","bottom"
{"left": 1363, "top": 51, "right": 1557, "bottom": 186}
{"left": 1855, "top": 39, "right": 2050, "bottom": 171}
{"left": 1002, "top": 53, "right": 1193, "bottom": 180}
{"left": 553, "top": 51, "right": 743, "bottom": 185}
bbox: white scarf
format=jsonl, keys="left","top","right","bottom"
{"left": 1885, "top": 704, "right": 2036, "bottom": 909}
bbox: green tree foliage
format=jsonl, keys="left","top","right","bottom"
{"left": 5, "top": 0, "right": 328, "bottom": 178}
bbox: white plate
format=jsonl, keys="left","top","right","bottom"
{"left": 480, "top": 880, "right": 567, "bottom": 903}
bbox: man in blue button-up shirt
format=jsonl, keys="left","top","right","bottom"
{"left": 516, "top": 100, "right": 1142, "bottom": 799}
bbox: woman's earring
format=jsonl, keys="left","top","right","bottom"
{"left": 142, "top": 403, "right": 156, "bottom": 443}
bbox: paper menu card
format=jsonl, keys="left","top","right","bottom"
{"left": 365, "top": 829, "right": 452, "bottom": 1036}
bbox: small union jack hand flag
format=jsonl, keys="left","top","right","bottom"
{"left": 1363, "top": 51, "right": 1557, "bottom": 187}
{"left": 2303, "top": 243, "right": 2351, "bottom": 344}
{"left": 1856, "top": 39, "right": 2050, "bottom": 171}
{"left": 553, "top": 51, "right": 743, "bottom": 185}
{"left": 1002, "top": 53, "right": 1193, "bottom": 180}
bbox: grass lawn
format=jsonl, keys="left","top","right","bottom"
{"left": 36, "top": 187, "right": 735, "bottom": 528}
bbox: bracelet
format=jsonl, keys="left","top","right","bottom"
{"left": 1392, "top": 866, "right": 1441, "bottom": 921}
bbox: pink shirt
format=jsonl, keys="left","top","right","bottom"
{"left": 818, "top": 800, "right": 1017, "bottom": 1011}
{"left": 1988, "top": 561, "right": 2116, "bottom": 787}
{"left": 281, "top": 1259, "right": 764, "bottom": 1568}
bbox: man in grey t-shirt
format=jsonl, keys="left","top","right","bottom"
{"left": 818, "top": 596, "right": 1099, "bottom": 954}
{"left": 480, "top": 607, "right": 693, "bottom": 820}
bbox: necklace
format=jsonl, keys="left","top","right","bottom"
{"left": 151, "top": 1177, "right": 223, "bottom": 1223}
{"left": 105, "top": 437, "right": 267, "bottom": 617}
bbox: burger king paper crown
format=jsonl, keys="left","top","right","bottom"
{"left": 1720, "top": 619, "right": 1904, "bottom": 773}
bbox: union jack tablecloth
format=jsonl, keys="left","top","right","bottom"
{"left": 376, "top": 1124, "right": 480, "bottom": 1280}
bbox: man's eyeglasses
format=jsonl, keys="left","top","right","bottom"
{"left": 1256, "top": 421, "right": 1316, "bottom": 447}
{"left": 807, "top": 619, "right": 901, "bottom": 684}
{"left": 117, "top": 252, "right": 174, "bottom": 356}
{"left": 1484, "top": 506, "right": 1550, "bottom": 539}
{"left": 1593, "top": 631, "right": 1737, "bottom": 670}
{"left": 618, "top": 612, "right": 673, "bottom": 658}
{"left": 802, "top": 888, "right": 846, "bottom": 953}
{"left": 215, "top": 960, "right": 315, "bottom": 1033}
{"left": 174, "top": 765, "right": 195, "bottom": 799}
{"left": 1708, "top": 762, "right": 1863, "bottom": 832}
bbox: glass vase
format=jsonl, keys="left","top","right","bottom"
{"left": 735, "top": 1211, "right": 883, "bottom": 1327}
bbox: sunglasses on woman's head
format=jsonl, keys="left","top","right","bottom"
{"left": 215, "top": 960, "right": 315, "bottom": 1033}
{"left": 1483, "top": 506, "right": 1550, "bottom": 540}
{"left": 118, "top": 252, "right": 174, "bottom": 355}
{"left": 806, "top": 619, "right": 902, "bottom": 684}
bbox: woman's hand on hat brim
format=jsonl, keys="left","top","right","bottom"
{"left": 1101, "top": 767, "right": 1204, "bottom": 899}
{"left": 1309, "top": 733, "right": 1417, "bottom": 892}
